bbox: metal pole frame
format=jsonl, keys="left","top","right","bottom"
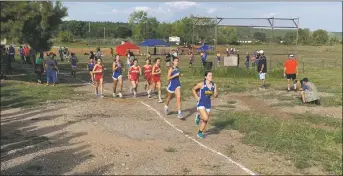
{"left": 192, "top": 16, "right": 299, "bottom": 58}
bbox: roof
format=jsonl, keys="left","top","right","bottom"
{"left": 138, "top": 39, "right": 170, "bottom": 47}
{"left": 116, "top": 42, "right": 140, "bottom": 50}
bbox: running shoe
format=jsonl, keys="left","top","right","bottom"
{"left": 164, "top": 105, "right": 168, "bottom": 115}
{"left": 178, "top": 112, "right": 184, "bottom": 119}
{"left": 158, "top": 99, "right": 163, "bottom": 103}
{"left": 148, "top": 93, "right": 151, "bottom": 98}
{"left": 197, "top": 132, "right": 205, "bottom": 139}
{"left": 118, "top": 92, "right": 123, "bottom": 98}
{"left": 195, "top": 113, "right": 200, "bottom": 125}
{"left": 113, "top": 93, "right": 117, "bottom": 97}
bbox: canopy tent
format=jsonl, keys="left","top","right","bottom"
{"left": 138, "top": 39, "right": 170, "bottom": 47}
{"left": 115, "top": 42, "right": 140, "bottom": 56}
{"left": 196, "top": 44, "right": 213, "bottom": 51}
{"left": 138, "top": 39, "right": 170, "bottom": 55}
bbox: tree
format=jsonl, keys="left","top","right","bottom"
{"left": 283, "top": 31, "right": 297, "bottom": 45}
{"left": 128, "top": 11, "right": 149, "bottom": 41}
{"left": 329, "top": 36, "right": 339, "bottom": 45}
{"left": 298, "top": 28, "right": 311, "bottom": 45}
{"left": 311, "top": 29, "right": 329, "bottom": 45}
{"left": 253, "top": 32, "right": 267, "bottom": 42}
{"left": 217, "top": 27, "right": 238, "bottom": 44}
{"left": 1, "top": 1, "right": 67, "bottom": 51}
{"left": 58, "top": 31, "right": 73, "bottom": 43}
{"left": 116, "top": 25, "right": 132, "bottom": 38}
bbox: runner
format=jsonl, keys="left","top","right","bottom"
{"left": 128, "top": 59, "right": 141, "bottom": 98}
{"left": 70, "top": 53, "right": 78, "bottom": 77}
{"left": 143, "top": 58, "right": 153, "bottom": 98}
{"left": 164, "top": 57, "right": 184, "bottom": 119}
{"left": 192, "top": 71, "right": 218, "bottom": 139}
{"left": 151, "top": 58, "right": 163, "bottom": 103}
{"left": 87, "top": 57, "right": 95, "bottom": 83}
{"left": 216, "top": 51, "right": 221, "bottom": 67}
{"left": 92, "top": 59, "right": 104, "bottom": 98}
{"left": 112, "top": 54, "right": 124, "bottom": 98}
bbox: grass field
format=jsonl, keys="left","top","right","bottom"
{"left": 1, "top": 44, "right": 342, "bottom": 175}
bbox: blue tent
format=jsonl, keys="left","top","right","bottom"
{"left": 139, "top": 39, "right": 170, "bottom": 47}
{"left": 197, "top": 45, "right": 213, "bottom": 51}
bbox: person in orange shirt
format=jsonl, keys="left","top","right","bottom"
{"left": 284, "top": 54, "right": 298, "bottom": 91}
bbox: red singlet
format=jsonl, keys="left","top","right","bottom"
{"left": 129, "top": 66, "right": 140, "bottom": 82}
{"left": 143, "top": 64, "right": 152, "bottom": 81}
{"left": 93, "top": 64, "right": 103, "bottom": 81}
{"left": 152, "top": 64, "right": 161, "bottom": 83}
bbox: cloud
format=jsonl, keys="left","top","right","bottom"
{"left": 165, "top": 1, "right": 197, "bottom": 10}
{"left": 133, "top": 6, "right": 151, "bottom": 12}
{"left": 206, "top": 8, "right": 217, "bottom": 14}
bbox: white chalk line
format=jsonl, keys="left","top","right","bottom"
{"left": 63, "top": 73, "right": 257, "bottom": 175}
{"left": 140, "top": 101, "right": 257, "bottom": 176}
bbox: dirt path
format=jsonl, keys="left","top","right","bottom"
{"left": 1, "top": 64, "right": 329, "bottom": 175}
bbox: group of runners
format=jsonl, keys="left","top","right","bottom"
{"left": 83, "top": 53, "right": 218, "bottom": 139}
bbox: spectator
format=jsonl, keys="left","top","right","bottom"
{"left": 35, "top": 55, "right": 44, "bottom": 84}
{"left": 299, "top": 78, "right": 320, "bottom": 105}
{"left": 110, "top": 47, "right": 114, "bottom": 57}
{"left": 7, "top": 45, "right": 15, "bottom": 75}
{"left": 44, "top": 52, "right": 59, "bottom": 86}
{"left": 165, "top": 52, "right": 172, "bottom": 67}
{"left": 0, "top": 45, "right": 8, "bottom": 79}
{"left": 23, "top": 45, "right": 30, "bottom": 64}
{"left": 257, "top": 50, "right": 267, "bottom": 89}
{"left": 58, "top": 47, "right": 63, "bottom": 61}
{"left": 95, "top": 47, "right": 102, "bottom": 60}
{"left": 284, "top": 54, "right": 298, "bottom": 91}
{"left": 19, "top": 46, "right": 25, "bottom": 64}
{"left": 245, "top": 52, "right": 250, "bottom": 69}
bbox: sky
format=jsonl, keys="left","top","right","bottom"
{"left": 63, "top": 1, "right": 342, "bottom": 32}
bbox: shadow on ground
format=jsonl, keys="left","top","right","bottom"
{"left": 0, "top": 106, "right": 113, "bottom": 175}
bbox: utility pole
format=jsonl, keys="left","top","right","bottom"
{"left": 88, "top": 22, "right": 90, "bottom": 32}
{"left": 103, "top": 27, "right": 105, "bottom": 41}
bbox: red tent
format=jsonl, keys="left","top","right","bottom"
{"left": 115, "top": 42, "right": 140, "bottom": 56}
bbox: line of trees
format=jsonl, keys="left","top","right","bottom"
{"left": 58, "top": 11, "right": 341, "bottom": 46}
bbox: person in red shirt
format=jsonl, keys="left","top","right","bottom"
{"left": 143, "top": 58, "right": 153, "bottom": 98}
{"left": 92, "top": 59, "right": 104, "bottom": 98}
{"left": 23, "top": 45, "right": 30, "bottom": 64}
{"left": 128, "top": 59, "right": 141, "bottom": 98}
{"left": 151, "top": 58, "right": 163, "bottom": 103}
{"left": 284, "top": 54, "right": 298, "bottom": 91}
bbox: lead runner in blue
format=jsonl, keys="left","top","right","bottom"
{"left": 164, "top": 57, "right": 184, "bottom": 119}
{"left": 112, "top": 54, "right": 124, "bottom": 98}
{"left": 192, "top": 71, "right": 218, "bottom": 139}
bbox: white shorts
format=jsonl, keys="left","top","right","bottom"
{"left": 197, "top": 106, "right": 211, "bottom": 113}
{"left": 259, "top": 73, "right": 266, "bottom": 80}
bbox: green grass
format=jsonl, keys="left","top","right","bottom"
{"left": 211, "top": 111, "right": 342, "bottom": 174}
{"left": 0, "top": 68, "right": 82, "bottom": 109}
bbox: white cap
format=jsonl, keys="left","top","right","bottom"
{"left": 258, "top": 50, "right": 264, "bottom": 54}
{"left": 289, "top": 54, "right": 294, "bottom": 57}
